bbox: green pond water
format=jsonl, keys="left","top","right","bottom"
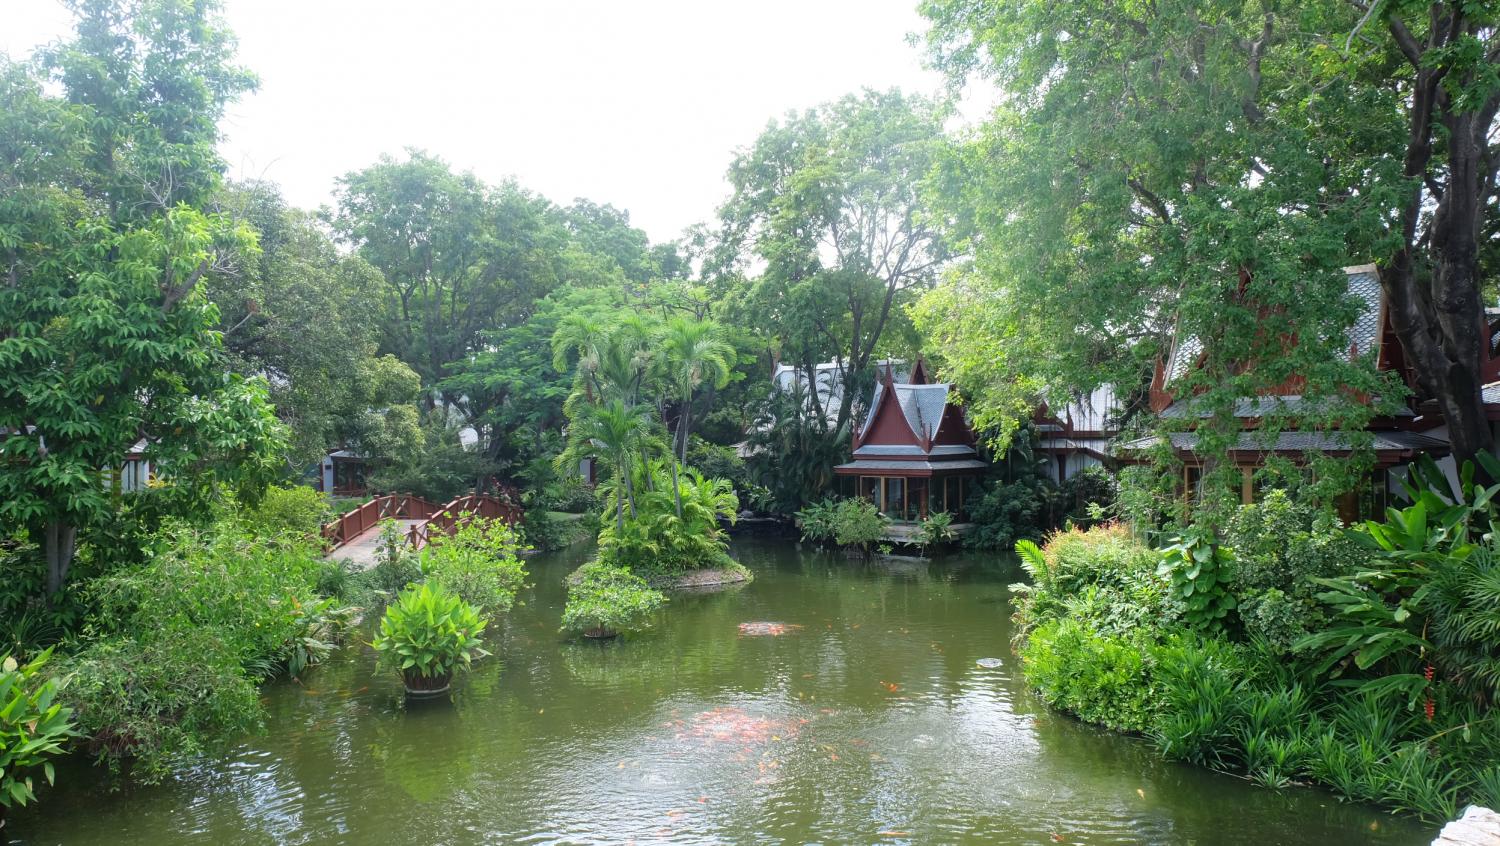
{"left": 12, "top": 540, "right": 1432, "bottom": 845}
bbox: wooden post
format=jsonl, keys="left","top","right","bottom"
{"left": 1241, "top": 467, "right": 1253, "bottom": 505}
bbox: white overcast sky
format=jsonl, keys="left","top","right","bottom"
{"left": 4, "top": 0, "right": 954, "bottom": 244}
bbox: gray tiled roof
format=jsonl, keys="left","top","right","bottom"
{"left": 858, "top": 381, "right": 958, "bottom": 443}
{"left": 1159, "top": 395, "right": 1414, "bottom": 419}
{"left": 894, "top": 384, "right": 951, "bottom": 441}
{"left": 1346, "top": 264, "right": 1383, "bottom": 357}
{"left": 1485, "top": 382, "right": 1500, "bottom": 405}
{"left": 1116, "top": 429, "right": 1448, "bottom": 455}
{"left": 1167, "top": 265, "right": 1383, "bottom": 385}
{"left": 835, "top": 458, "right": 989, "bottom": 473}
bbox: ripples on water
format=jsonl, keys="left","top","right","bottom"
{"left": 12, "top": 541, "right": 1432, "bottom": 845}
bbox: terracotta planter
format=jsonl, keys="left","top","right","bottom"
{"left": 402, "top": 668, "right": 453, "bottom": 698}
{"left": 583, "top": 625, "right": 618, "bottom": 640}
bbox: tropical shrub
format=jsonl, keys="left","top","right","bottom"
{"left": 796, "top": 497, "right": 888, "bottom": 555}
{"left": 1148, "top": 633, "right": 1256, "bottom": 768}
{"left": 59, "top": 636, "right": 262, "bottom": 781}
{"left": 1157, "top": 531, "right": 1237, "bottom": 631}
{"left": 0, "top": 537, "right": 78, "bottom": 655}
{"left": 1011, "top": 524, "right": 1161, "bottom": 636}
{"left": 913, "top": 510, "right": 956, "bottom": 553}
{"left": 0, "top": 650, "right": 76, "bottom": 824}
{"left": 1300, "top": 517, "right": 1500, "bottom": 707}
{"left": 1022, "top": 617, "right": 1156, "bottom": 732}
{"left": 561, "top": 562, "right": 667, "bottom": 638}
{"left": 597, "top": 465, "right": 738, "bottom": 574}
{"left": 372, "top": 584, "right": 490, "bottom": 687}
{"left": 962, "top": 476, "right": 1051, "bottom": 551}
{"left": 1223, "top": 490, "right": 1358, "bottom": 651}
{"left": 420, "top": 517, "right": 529, "bottom": 613}
{"left": 1059, "top": 466, "right": 1118, "bottom": 525}
{"left": 284, "top": 597, "right": 358, "bottom": 679}
{"left": 245, "top": 484, "right": 330, "bottom": 541}
{"left": 85, "top": 522, "right": 331, "bottom": 679}
{"left": 55, "top": 520, "right": 349, "bottom": 779}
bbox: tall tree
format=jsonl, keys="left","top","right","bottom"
{"left": 716, "top": 89, "right": 946, "bottom": 432}
{"left": 914, "top": 0, "right": 1500, "bottom": 512}
{"left": 0, "top": 0, "right": 284, "bottom": 597}
{"left": 659, "top": 317, "right": 734, "bottom": 516}
{"left": 211, "top": 181, "right": 420, "bottom": 471}
{"left": 1363, "top": 0, "right": 1500, "bottom": 466}
{"left": 332, "top": 150, "right": 567, "bottom": 412}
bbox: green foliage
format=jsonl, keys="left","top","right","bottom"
{"left": 0, "top": 650, "right": 76, "bottom": 812}
{"left": 367, "top": 411, "right": 495, "bottom": 503}
{"left": 245, "top": 485, "right": 331, "bottom": 542}
{"left": 796, "top": 498, "right": 889, "bottom": 555}
{"left": 1148, "top": 634, "right": 1256, "bottom": 769}
{"left": 1022, "top": 618, "right": 1155, "bottom": 733}
{"left": 1222, "top": 490, "right": 1359, "bottom": 652}
{"left": 59, "top": 636, "right": 262, "bottom": 782}
{"left": 963, "top": 475, "right": 1049, "bottom": 550}
{"left": 715, "top": 90, "right": 946, "bottom": 437}
{"left": 86, "top": 523, "right": 332, "bottom": 679}
{"left": 357, "top": 520, "right": 423, "bottom": 611}
{"left": 913, "top": 510, "right": 955, "bottom": 553}
{"left": 598, "top": 466, "right": 739, "bottom": 575}
{"left": 744, "top": 380, "right": 852, "bottom": 514}
{"left": 913, "top": 0, "right": 1440, "bottom": 503}
{"left": 211, "top": 182, "right": 414, "bottom": 471}
{"left": 1157, "top": 532, "right": 1237, "bottom": 631}
{"left": 1014, "top": 491, "right": 1500, "bottom": 821}
{"left": 372, "top": 584, "right": 490, "bottom": 682}
{"left": 1011, "top": 525, "right": 1173, "bottom": 639}
{"left": 0, "top": 0, "right": 286, "bottom": 600}
{"left": 333, "top": 149, "right": 566, "bottom": 399}
{"left": 561, "top": 562, "right": 667, "bottom": 637}
{"left": 420, "top": 517, "right": 528, "bottom": 613}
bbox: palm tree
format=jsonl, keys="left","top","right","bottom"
{"left": 660, "top": 317, "right": 735, "bottom": 516}
{"left": 551, "top": 313, "right": 610, "bottom": 401}
{"left": 556, "top": 399, "right": 657, "bottom": 534}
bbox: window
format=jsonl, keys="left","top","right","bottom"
{"left": 883, "top": 477, "right": 904, "bottom": 518}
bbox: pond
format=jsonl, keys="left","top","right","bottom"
{"left": 12, "top": 540, "right": 1432, "bottom": 845}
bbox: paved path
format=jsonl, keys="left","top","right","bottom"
{"left": 328, "top": 519, "right": 422, "bottom": 570}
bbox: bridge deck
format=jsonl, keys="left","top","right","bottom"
{"left": 326, "top": 519, "right": 423, "bottom": 570}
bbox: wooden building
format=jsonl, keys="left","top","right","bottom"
{"left": 317, "top": 449, "right": 368, "bottom": 497}
{"left": 833, "top": 361, "right": 987, "bottom": 521}
{"left": 1035, "top": 385, "right": 1121, "bottom": 483}
{"left": 1117, "top": 264, "right": 1459, "bottom": 518}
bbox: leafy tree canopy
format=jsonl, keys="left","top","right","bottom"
{"left": 0, "top": 0, "right": 285, "bottom": 597}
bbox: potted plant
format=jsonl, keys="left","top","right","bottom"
{"left": 561, "top": 563, "right": 666, "bottom": 640}
{"left": 372, "top": 584, "right": 490, "bottom": 697}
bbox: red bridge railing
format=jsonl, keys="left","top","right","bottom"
{"left": 321, "top": 493, "right": 442, "bottom": 551}
{"left": 406, "top": 493, "right": 524, "bottom": 549}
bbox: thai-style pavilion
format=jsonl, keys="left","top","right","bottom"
{"left": 834, "top": 360, "right": 987, "bottom": 521}
{"left": 1116, "top": 264, "right": 1466, "bottom": 520}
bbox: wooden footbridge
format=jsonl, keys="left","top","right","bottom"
{"left": 322, "top": 492, "right": 522, "bottom": 568}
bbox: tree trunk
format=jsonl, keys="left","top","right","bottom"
{"left": 44, "top": 521, "right": 78, "bottom": 600}
{"left": 1377, "top": 8, "right": 1499, "bottom": 473}
{"left": 623, "top": 459, "right": 638, "bottom": 520}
